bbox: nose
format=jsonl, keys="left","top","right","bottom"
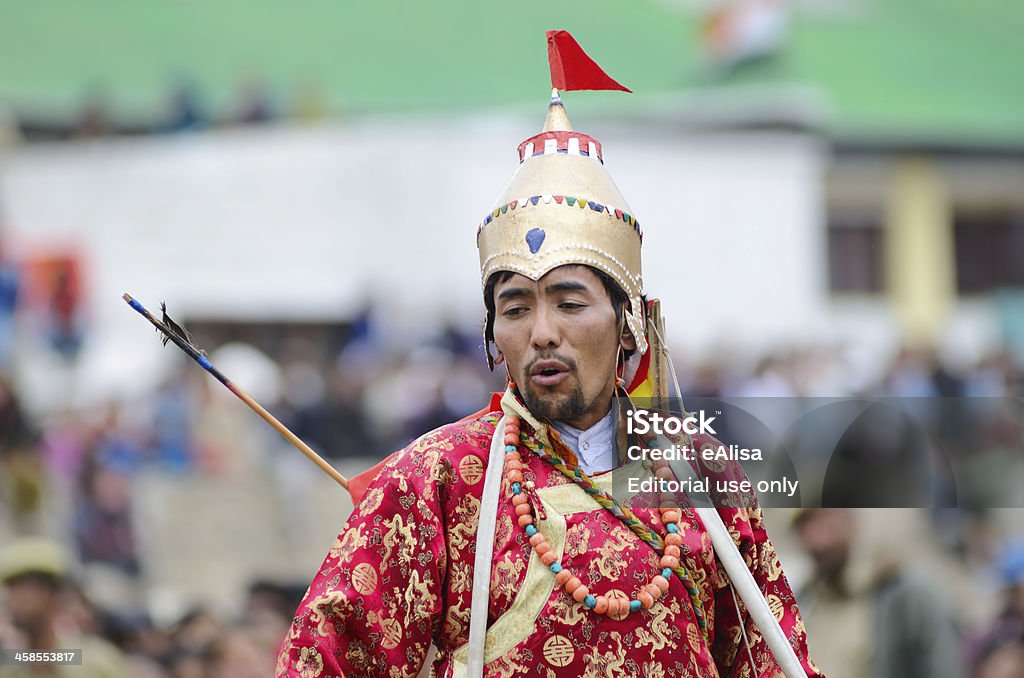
{"left": 530, "top": 305, "right": 561, "bottom": 350}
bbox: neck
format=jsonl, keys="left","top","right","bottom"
{"left": 556, "top": 398, "right": 613, "bottom": 431}
{"left": 26, "top": 621, "right": 56, "bottom": 650}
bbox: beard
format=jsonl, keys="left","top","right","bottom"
{"left": 521, "top": 379, "right": 587, "bottom": 422}
{"left": 518, "top": 353, "right": 594, "bottom": 423}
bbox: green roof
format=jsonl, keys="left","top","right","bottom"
{"left": 0, "top": 0, "right": 1020, "bottom": 143}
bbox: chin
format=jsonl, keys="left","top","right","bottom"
{"left": 523, "top": 389, "right": 586, "bottom": 423}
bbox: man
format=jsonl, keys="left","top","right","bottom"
{"left": 793, "top": 508, "right": 963, "bottom": 678}
{"left": 0, "top": 537, "right": 125, "bottom": 677}
{"left": 278, "top": 55, "right": 821, "bottom": 676}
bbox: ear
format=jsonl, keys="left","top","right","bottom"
{"left": 619, "top": 321, "right": 637, "bottom": 352}
{"left": 493, "top": 350, "right": 505, "bottom": 365}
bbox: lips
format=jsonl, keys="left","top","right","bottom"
{"left": 529, "top": 359, "right": 570, "bottom": 387}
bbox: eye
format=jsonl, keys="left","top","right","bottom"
{"left": 502, "top": 306, "right": 528, "bottom": 317}
{"left": 559, "top": 302, "right": 586, "bottom": 311}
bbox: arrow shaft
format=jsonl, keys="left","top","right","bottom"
{"left": 123, "top": 293, "right": 349, "bottom": 490}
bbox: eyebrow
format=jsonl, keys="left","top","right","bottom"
{"left": 496, "top": 287, "right": 533, "bottom": 301}
{"left": 544, "top": 281, "right": 589, "bottom": 294}
{"left": 496, "top": 280, "right": 592, "bottom": 301}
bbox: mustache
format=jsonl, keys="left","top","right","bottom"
{"left": 524, "top": 352, "right": 578, "bottom": 375}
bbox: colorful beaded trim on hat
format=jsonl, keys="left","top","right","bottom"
{"left": 503, "top": 415, "right": 706, "bottom": 630}
{"left": 476, "top": 194, "right": 641, "bottom": 238}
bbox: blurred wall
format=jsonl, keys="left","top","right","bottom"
{"left": 2, "top": 114, "right": 1008, "bottom": 408}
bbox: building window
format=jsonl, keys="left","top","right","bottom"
{"left": 954, "top": 211, "right": 1024, "bottom": 294}
{"left": 828, "top": 214, "right": 885, "bottom": 293}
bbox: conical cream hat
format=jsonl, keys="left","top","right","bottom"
{"left": 476, "top": 90, "right": 647, "bottom": 354}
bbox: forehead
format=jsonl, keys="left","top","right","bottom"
{"left": 4, "top": 572, "right": 59, "bottom": 592}
{"left": 798, "top": 508, "right": 852, "bottom": 532}
{"left": 493, "top": 265, "right": 606, "bottom": 296}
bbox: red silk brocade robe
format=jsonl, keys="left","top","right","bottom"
{"left": 277, "top": 411, "right": 824, "bottom": 677}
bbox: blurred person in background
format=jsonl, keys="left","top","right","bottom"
{"left": 0, "top": 537, "right": 125, "bottom": 677}
{"left": 207, "top": 629, "right": 266, "bottom": 678}
{"left": 793, "top": 508, "right": 965, "bottom": 678}
{"left": 71, "top": 85, "right": 111, "bottom": 140}
{"left": 150, "top": 370, "right": 198, "bottom": 473}
{"left": 71, "top": 403, "right": 146, "bottom": 585}
{"left": 880, "top": 345, "right": 965, "bottom": 399}
{"left": 164, "top": 78, "right": 206, "bottom": 133}
{"left": 233, "top": 74, "right": 275, "bottom": 126}
{"left": 278, "top": 38, "right": 821, "bottom": 677}
{"left": 0, "top": 237, "right": 18, "bottom": 371}
{"left": 45, "top": 263, "right": 84, "bottom": 364}
{"left": 289, "top": 78, "right": 329, "bottom": 123}
{"left": 973, "top": 619, "right": 1024, "bottom": 678}
{"left": 970, "top": 539, "right": 1024, "bottom": 677}
{"left": 170, "top": 607, "right": 224, "bottom": 658}
{"left": 0, "top": 375, "right": 43, "bottom": 534}
{"left": 101, "top": 611, "right": 172, "bottom": 677}
{"left": 74, "top": 461, "right": 140, "bottom": 578}
{"left": 161, "top": 607, "right": 225, "bottom": 678}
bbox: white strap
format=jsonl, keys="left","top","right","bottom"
{"left": 466, "top": 416, "right": 507, "bottom": 677}
{"left": 696, "top": 507, "right": 805, "bottom": 678}
{"left": 664, "top": 448, "right": 802, "bottom": 676}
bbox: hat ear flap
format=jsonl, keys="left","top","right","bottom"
{"left": 619, "top": 318, "right": 637, "bottom": 352}
{"left": 625, "top": 297, "right": 648, "bottom": 355}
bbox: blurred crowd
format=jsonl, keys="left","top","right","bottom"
{"left": 7, "top": 75, "right": 330, "bottom": 144}
{"left": 0, "top": 291, "right": 1023, "bottom": 676}
{"left": 0, "top": 537, "right": 301, "bottom": 678}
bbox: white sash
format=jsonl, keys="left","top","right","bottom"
{"left": 465, "top": 416, "right": 507, "bottom": 677}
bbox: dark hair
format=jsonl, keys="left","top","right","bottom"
{"left": 3, "top": 571, "right": 62, "bottom": 591}
{"left": 482, "top": 265, "right": 637, "bottom": 370}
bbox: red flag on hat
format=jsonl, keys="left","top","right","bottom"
{"left": 546, "top": 30, "right": 632, "bottom": 93}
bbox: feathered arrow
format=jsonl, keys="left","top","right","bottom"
{"left": 122, "top": 293, "right": 349, "bottom": 490}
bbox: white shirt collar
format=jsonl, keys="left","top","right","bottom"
{"left": 550, "top": 407, "right": 617, "bottom": 475}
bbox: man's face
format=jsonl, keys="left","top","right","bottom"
{"left": 796, "top": 509, "right": 853, "bottom": 582}
{"left": 4, "top": 574, "right": 58, "bottom": 633}
{"left": 491, "top": 266, "right": 632, "bottom": 430}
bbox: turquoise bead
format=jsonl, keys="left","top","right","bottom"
{"left": 629, "top": 600, "right": 641, "bottom": 613}
{"left": 666, "top": 523, "right": 679, "bottom": 533}
{"left": 505, "top": 445, "right": 517, "bottom": 452}
{"left": 584, "top": 595, "right": 597, "bottom": 608}
{"left": 662, "top": 567, "right": 672, "bottom": 579}
{"left": 512, "top": 482, "right": 522, "bottom": 494}
{"left": 550, "top": 563, "right": 562, "bottom": 574}
{"left": 525, "top": 524, "right": 537, "bottom": 537}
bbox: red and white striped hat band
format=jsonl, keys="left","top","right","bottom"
{"left": 517, "top": 130, "right": 604, "bottom": 164}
